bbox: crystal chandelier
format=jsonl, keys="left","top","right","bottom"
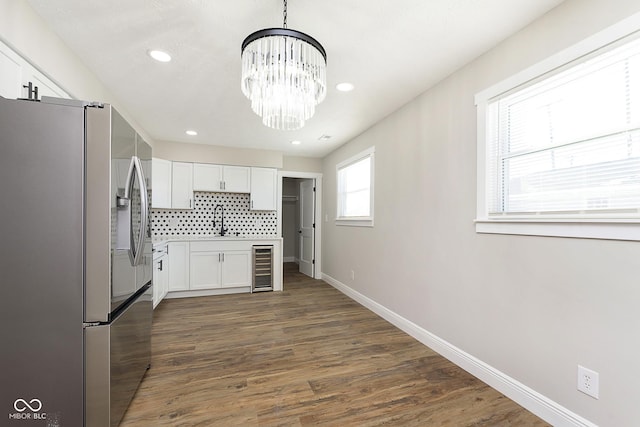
{"left": 241, "top": 0, "right": 327, "bottom": 131}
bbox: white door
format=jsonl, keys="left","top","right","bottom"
{"left": 299, "top": 179, "right": 315, "bottom": 277}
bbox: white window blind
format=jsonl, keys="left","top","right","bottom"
{"left": 487, "top": 34, "right": 640, "bottom": 217}
{"left": 336, "top": 147, "right": 374, "bottom": 225}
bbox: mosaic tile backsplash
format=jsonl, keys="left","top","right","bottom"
{"left": 151, "top": 192, "right": 277, "bottom": 238}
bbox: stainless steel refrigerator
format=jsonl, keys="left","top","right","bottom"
{"left": 0, "top": 96, "right": 153, "bottom": 427}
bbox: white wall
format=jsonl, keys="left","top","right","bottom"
{"left": 154, "top": 140, "right": 284, "bottom": 168}
{"left": 321, "top": 1, "right": 640, "bottom": 425}
{"left": 0, "top": 0, "right": 152, "bottom": 144}
{"left": 282, "top": 155, "right": 323, "bottom": 173}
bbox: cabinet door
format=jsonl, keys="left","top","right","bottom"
{"left": 159, "top": 254, "right": 169, "bottom": 300}
{"left": 0, "top": 41, "right": 22, "bottom": 99}
{"left": 168, "top": 242, "right": 190, "bottom": 291}
{"left": 250, "top": 167, "right": 277, "bottom": 211}
{"left": 190, "top": 252, "right": 222, "bottom": 289}
{"left": 153, "top": 258, "right": 160, "bottom": 308}
{"left": 152, "top": 158, "right": 172, "bottom": 209}
{"left": 221, "top": 251, "right": 251, "bottom": 288}
{"left": 171, "top": 162, "right": 194, "bottom": 209}
{"left": 22, "top": 62, "right": 70, "bottom": 99}
{"left": 193, "top": 163, "right": 223, "bottom": 192}
{"left": 223, "top": 166, "right": 251, "bottom": 193}
{"left": 0, "top": 40, "right": 70, "bottom": 100}
{"left": 153, "top": 253, "right": 169, "bottom": 309}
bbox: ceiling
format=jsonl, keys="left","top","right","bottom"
{"left": 26, "top": 0, "right": 565, "bottom": 157}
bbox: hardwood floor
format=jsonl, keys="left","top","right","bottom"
{"left": 120, "top": 263, "right": 549, "bottom": 426}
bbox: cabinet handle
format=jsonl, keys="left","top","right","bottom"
{"left": 222, "top": 253, "right": 225, "bottom": 262}
{"left": 189, "top": 199, "right": 192, "bottom": 208}
{"left": 159, "top": 259, "right": 163, "bottom": 271}
{"left": 23, "top": 82, "right": 39, "bottom": 100}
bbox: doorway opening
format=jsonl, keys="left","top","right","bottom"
{"left": 278, "top": 172, "right": 322, "bottom": 288}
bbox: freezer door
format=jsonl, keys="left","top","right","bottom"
{"left": 85, "top": 285, "right": 152, "bottom": 427}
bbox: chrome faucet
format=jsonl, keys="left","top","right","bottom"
{"left": 213, "top": 204, "right": 228, "bottom": 236}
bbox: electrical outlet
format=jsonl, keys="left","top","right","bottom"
{"left": 577, "top": 365, "right": 599, "bottom": 399}
{"left": 350, "top": 270, "right": 355, "bottom": 280}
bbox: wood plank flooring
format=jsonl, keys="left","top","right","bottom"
{"left": 120, "top": 263, "right": 549, "bottom": 426}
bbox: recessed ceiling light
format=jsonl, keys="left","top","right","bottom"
{"left": 318, "top": 134, "right": 332, "bottom": 141}
{"left": 185, "top": 130, "right": 198, "bottom": 136}
{"left": 336, "top": 82, "right": 354, "bottom": 92}
{"left": 148, "top": 50, "right": 171, "bottom": 62}
{"left": 291, "top": 140, "right": 302, "bottom": 145}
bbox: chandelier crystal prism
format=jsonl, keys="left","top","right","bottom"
{"left": 241, "top": 0, "right": 327, "bottom": 131}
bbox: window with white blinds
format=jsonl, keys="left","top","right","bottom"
{"left": 336, "top": 147, "right": 375, "bottom": 226}
{"left": 476, "top": 15, "right": 640, "bottom": 240}
{"left": 487, "top": 34, "right": 640, "bottom": 217}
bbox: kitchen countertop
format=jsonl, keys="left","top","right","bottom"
{"left": 152, "top": 235, "right": 282, "bottom": 248}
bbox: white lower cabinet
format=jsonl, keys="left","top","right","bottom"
{"left": 190, "top": 252, "right": 222, "bottom": 289}
{"left": 221, "top": 251, "right": 252, "bottom": 288}
{"left": 168, "top": 241, "right": 190, "bottom": 291}
{"left": 164, "top": 238, "right": 281, "bottom": 298}
{"left": 190, "top": 248, "right": 251, "bottom": 290}
{"left": 153, "top": 252, "right": 168, "bottom": 308}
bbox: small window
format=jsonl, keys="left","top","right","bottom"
{"left": 475, "top": 18, "right": 640, "bottom": 241}
{"left": 336, "top": 147, "right": 375, "bottom": 226}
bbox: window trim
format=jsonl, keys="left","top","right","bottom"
{"left": 475, "top": 11, "right": 640, "bottom": 241}
{"left": 336, "top": 146, "right": 375, "bottom": 227}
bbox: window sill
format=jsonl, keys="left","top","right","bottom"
{"left": 336, "top": 218, "right": 374, "bottom": 227}
{"left": 475, "top": 219, "right": 640, "bottom": 241}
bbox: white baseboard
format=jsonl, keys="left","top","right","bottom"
{"left": 321, "top": 273, "right": 596, "bottom": 427}
{"left": 165, "top": 286, "right": 250, "bottom": 299}
{"left": 283, "top": 256, "right": 297, "bottom": 263}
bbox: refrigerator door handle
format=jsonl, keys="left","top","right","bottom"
{"left": 124, "top": 156, "right": 147, "bottom": 266}
{"left": 138, "top": 156, "right": 150, "bottom": 266}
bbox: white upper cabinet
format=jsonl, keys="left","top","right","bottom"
{"left": 0, "top": 42, "right": 22, "bottom": 99}
{"left": 250, "top": 167, "right": 277, "bottom": 211}
{"left": 0, "top": 40, "right": 70, "bottom": 100}
{"left": 222, "top": 166, "right": 250, "bottom": 193}
{"left": 152, "top": 158, "right": 172, "bottom": 209}
{"left": 171, "top": 162, "right": 194, "bottom": 209}
{"left": 193, "top": 163, "right": 250, "bottom": 193}
{"left": 193, "top": 163, "right": 223, "bottom": 192}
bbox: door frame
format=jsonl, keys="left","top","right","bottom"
{"left": 277, "top": 171, "right": 323, "bottom": 281}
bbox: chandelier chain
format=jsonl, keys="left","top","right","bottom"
{"left": 283, "top": 0, "right": 287, "bottom": 28}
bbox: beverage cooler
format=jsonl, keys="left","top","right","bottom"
{"left": 252, "top": 245, "right": 273, "bottom": 292}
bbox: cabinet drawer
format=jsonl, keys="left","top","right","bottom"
{"left": 190, "top": 240, "right": 252, "bottom": 252}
